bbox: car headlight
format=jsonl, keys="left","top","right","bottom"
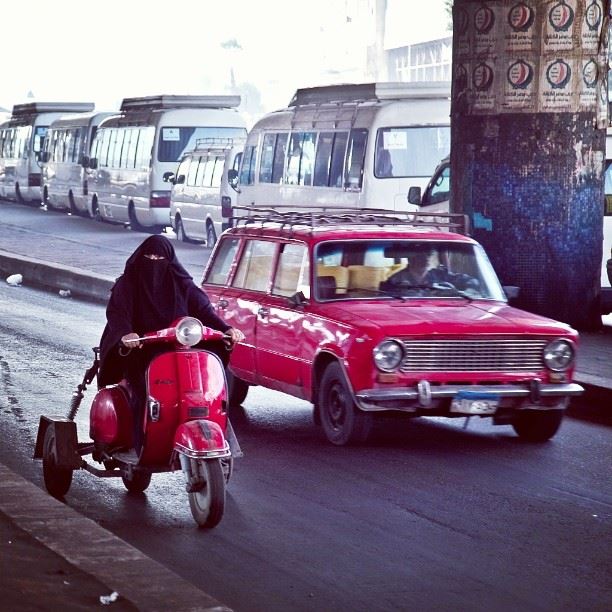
{"left": 374, "top": 339, "right": 404, "bottom": 372}
{"left": 543, "top": 339, "right": 575, "bottom": 371}
{"left": 175, "top": 317, "right": 204, "bottom": 346}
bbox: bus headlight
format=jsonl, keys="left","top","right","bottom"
{"left": 374, "top": 340, "right": 404, "bottom": 372}
{"left": 543, "top": 339, "right": 575, "bottom": 371}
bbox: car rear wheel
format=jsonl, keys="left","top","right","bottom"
{"left": 319, "top": 362, "right": 373, "bottom": 445}
{"left": 511, "top": 409, "right": 564, "bottom": 442}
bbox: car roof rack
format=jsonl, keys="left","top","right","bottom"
{"left": 231, "top": 205, "right": 470, "bottom": 235}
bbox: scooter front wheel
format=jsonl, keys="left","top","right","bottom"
{"left": 42, "top": 427, "right": 73, "bottom": 498}
{"left": 187, "top": 459, "right": 225, "bottom": 529}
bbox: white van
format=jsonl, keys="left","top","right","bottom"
{"left": 41, "top": 111, "right": 115, "bottom": 214}
{"left": 0, "top": 102, "right": 94, "bottom": 203}
{"left": 88, "top": 95, "right": 247, "bottom": 232}
{"left": 231, "top": 81, "right": 450, "bottom": 225}
{"left": 168, "top": 138, "right": 244, "bottom": 246}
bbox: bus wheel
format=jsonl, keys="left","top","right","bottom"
{"left": 91, "top": 198, "right": 102, "bottom": 221}
{"left": 206, "top": 222, "right": 217, "bottom": 248}
{"left": 128, "top": 204, "right": 146, "bottom": 232}
{"left": 176, "top": 217, "right": 190, "bottom": 242}
{"left": 15, "top": 184, "right": 24, "bottom": 204}
{"left": 68, "top": 192, "right": 79, "bottom": 215}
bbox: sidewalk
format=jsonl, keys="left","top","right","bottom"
{"left": 0, "top": 464, "right": 230, "bottom": 611}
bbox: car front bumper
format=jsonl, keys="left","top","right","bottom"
{"left": 354, "top": 381, "right": 584, "bottom": 413}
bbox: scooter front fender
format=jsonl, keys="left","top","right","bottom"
{"left": 174, "top": 420, "right": 230, "bottom": 460}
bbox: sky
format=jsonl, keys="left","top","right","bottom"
{"left": 0, "top": 0, "right": 450, "bottom": 121}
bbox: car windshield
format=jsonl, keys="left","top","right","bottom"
{"left": 315, "top": 240, "right": 506, "bottom": 301}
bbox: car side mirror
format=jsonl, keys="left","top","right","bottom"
{"left": 163, "top": 171, "right": 175, "bottom": 184}
{"left": 39, "top": 151, "right": 50, "bottom": 163}
{"left": 503, "top": 285, "right": 520, "bottom": 301}
{"left": 79, "top": 155, "right": 89, "bottom": 168}
{"left": 175, "top": 174, "right": 185, "bottom": 185}
{"left": 407, "top": 186, "right": 421, "bottom": 205}
{"left": 288, "top": 291, "right": 308, "bottom": 308}
{"left": 88, "top": 157, "right": 98, "bottom": 170}
{"left": 227, "top": 168, "right": 239, "bottom": 191}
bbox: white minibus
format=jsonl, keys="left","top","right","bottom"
{"left": 168, "top": 137, "right": 244, "bottom": 246}
{"left": 0, "top": 102, "right": 94, "bottom": 204}
{"left": 230, "top": 81, "right": 450, "bottom": 224}
{"left": 88, "top": 95, "right": 248, "bottom": 232}
{"left": 41, "top": 111, "right": 115, "bottom": 215}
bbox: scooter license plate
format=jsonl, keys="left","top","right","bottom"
{"left": 450, "top": 391, "right": 499, "bottom": 415}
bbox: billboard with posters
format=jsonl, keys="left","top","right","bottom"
{"left": 452, "top": 0, "right": 608, "bottom": 126}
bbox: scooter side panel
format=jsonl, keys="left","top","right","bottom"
{"left": 177, "top": 351, "right": 228, "bottom": 433}
{"left": 140, "top": 352, "right": 181, "bottom": 466}
{"left": 139, "top": 350, "right": 228, "bottom": 467}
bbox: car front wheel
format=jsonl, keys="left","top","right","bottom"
{"left": 318, "top": 362, "right": 373, "bottom": 445}
{"left": 511, "top": 409, "right": 564, "bottom": 442}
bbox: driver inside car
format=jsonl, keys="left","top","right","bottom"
{"left": 380, "top": 247, "right": 480, "bottom": 293}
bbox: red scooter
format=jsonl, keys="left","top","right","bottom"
{"left": 34, "top": 317, "right": 239, "bottom": 529}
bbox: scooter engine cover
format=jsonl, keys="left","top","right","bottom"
{"left": 89, "top": 385, "right": 133, "bottom": 447}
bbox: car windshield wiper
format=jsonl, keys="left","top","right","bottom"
{"left": 430, "top": 283, "right": 474, "bottom": 301}
{"left": 351, "top": 288, "right": 407, "bottom": 301}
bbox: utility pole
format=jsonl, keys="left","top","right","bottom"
{"left": 450, "top": 0, "right": 609, "bottom": 330}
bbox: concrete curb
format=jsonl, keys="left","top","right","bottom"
{"left": 0, "top": 463, "right": 231, "bottom": 612}
{"left": 0, "top": 249, "right": 113, "bottom": 304}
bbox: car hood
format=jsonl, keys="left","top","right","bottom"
{"left": 319, "top": 299, "right": 577, "bottom": 338}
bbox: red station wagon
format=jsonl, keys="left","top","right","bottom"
{"left": 201, "top": 208, "right": 583, "bottom": 445}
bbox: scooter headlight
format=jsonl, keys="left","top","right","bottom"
{"left": 175, "top": 317, "right": 204, "bottom": 346}
{"left": 374, "top": 339, "right": 404, "bottom": 372}
{"left": 543, "top": 338, "right": 575, "bottom": 372}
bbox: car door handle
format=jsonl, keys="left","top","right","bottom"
{"left": 258, "top": 306, "right": 269, "bottom": 318}
{"left": 217, "top": 299, "right": 228, "bottom": 309}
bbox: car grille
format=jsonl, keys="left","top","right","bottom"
{"left": 399, "top": 339, "right": 547, "bottom": 372}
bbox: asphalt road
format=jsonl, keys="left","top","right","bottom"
{"left": 0, "top": 278, "right": 611, "bottom": 612}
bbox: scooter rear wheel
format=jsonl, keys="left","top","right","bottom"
{"left": 188, "top": 459, "right": 225, "bottom": 528}
{"left": 42, "top": 427, "right": 73, "bottom": 498}
{"left": 122, "top": 470, "right": 152, "bottom": 494}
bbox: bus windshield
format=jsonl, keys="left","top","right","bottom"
{"left": 374, "top": 126, "right": 450, "bottom": 179}
{"left": 158, "top": 126, "right": 247, "bottom": 162}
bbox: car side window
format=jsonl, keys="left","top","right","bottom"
{"left": 233, "top": 240, "right": 277, "bottom": 292}
{"left": 203, "top": 237, "right": 240, "bottom": 285}
{"left": 272, "top": 243, "right": 310, "bottom": 298}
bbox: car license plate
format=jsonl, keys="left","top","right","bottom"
{"left": 450, "top": 391, "right": 500, "bottom": 415}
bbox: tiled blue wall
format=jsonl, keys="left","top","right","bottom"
{"left": 451, "top": 112, "right": 604, "bottom": 329}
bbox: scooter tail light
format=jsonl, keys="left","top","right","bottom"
{"left": 175, "top": 317, "right": 204, "bottom": 346}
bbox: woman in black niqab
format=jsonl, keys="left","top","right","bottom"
{"left": 97, "top": 235, "right": 239, "bottom": 451}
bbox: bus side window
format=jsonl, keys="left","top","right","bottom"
{"left": 344, "top": 129, "right": 367, "bottom": 190}
{"left": 271, "top": 133, "right": 288, "bottom": 183}
{"left": 187, "top": 155, "right": 200, "bottom": 186}
{"left": 239, "top": 144, "right": 257, "bottom": 185}
{"left": 259, "top": 133, "right": 276, "bottom": 183}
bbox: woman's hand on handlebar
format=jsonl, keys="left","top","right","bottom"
{"left": 223, "top": 328, "right": 245, "bottom": 348}
{"left": 121, "top": 332, "right": 142, "bottom": 349}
